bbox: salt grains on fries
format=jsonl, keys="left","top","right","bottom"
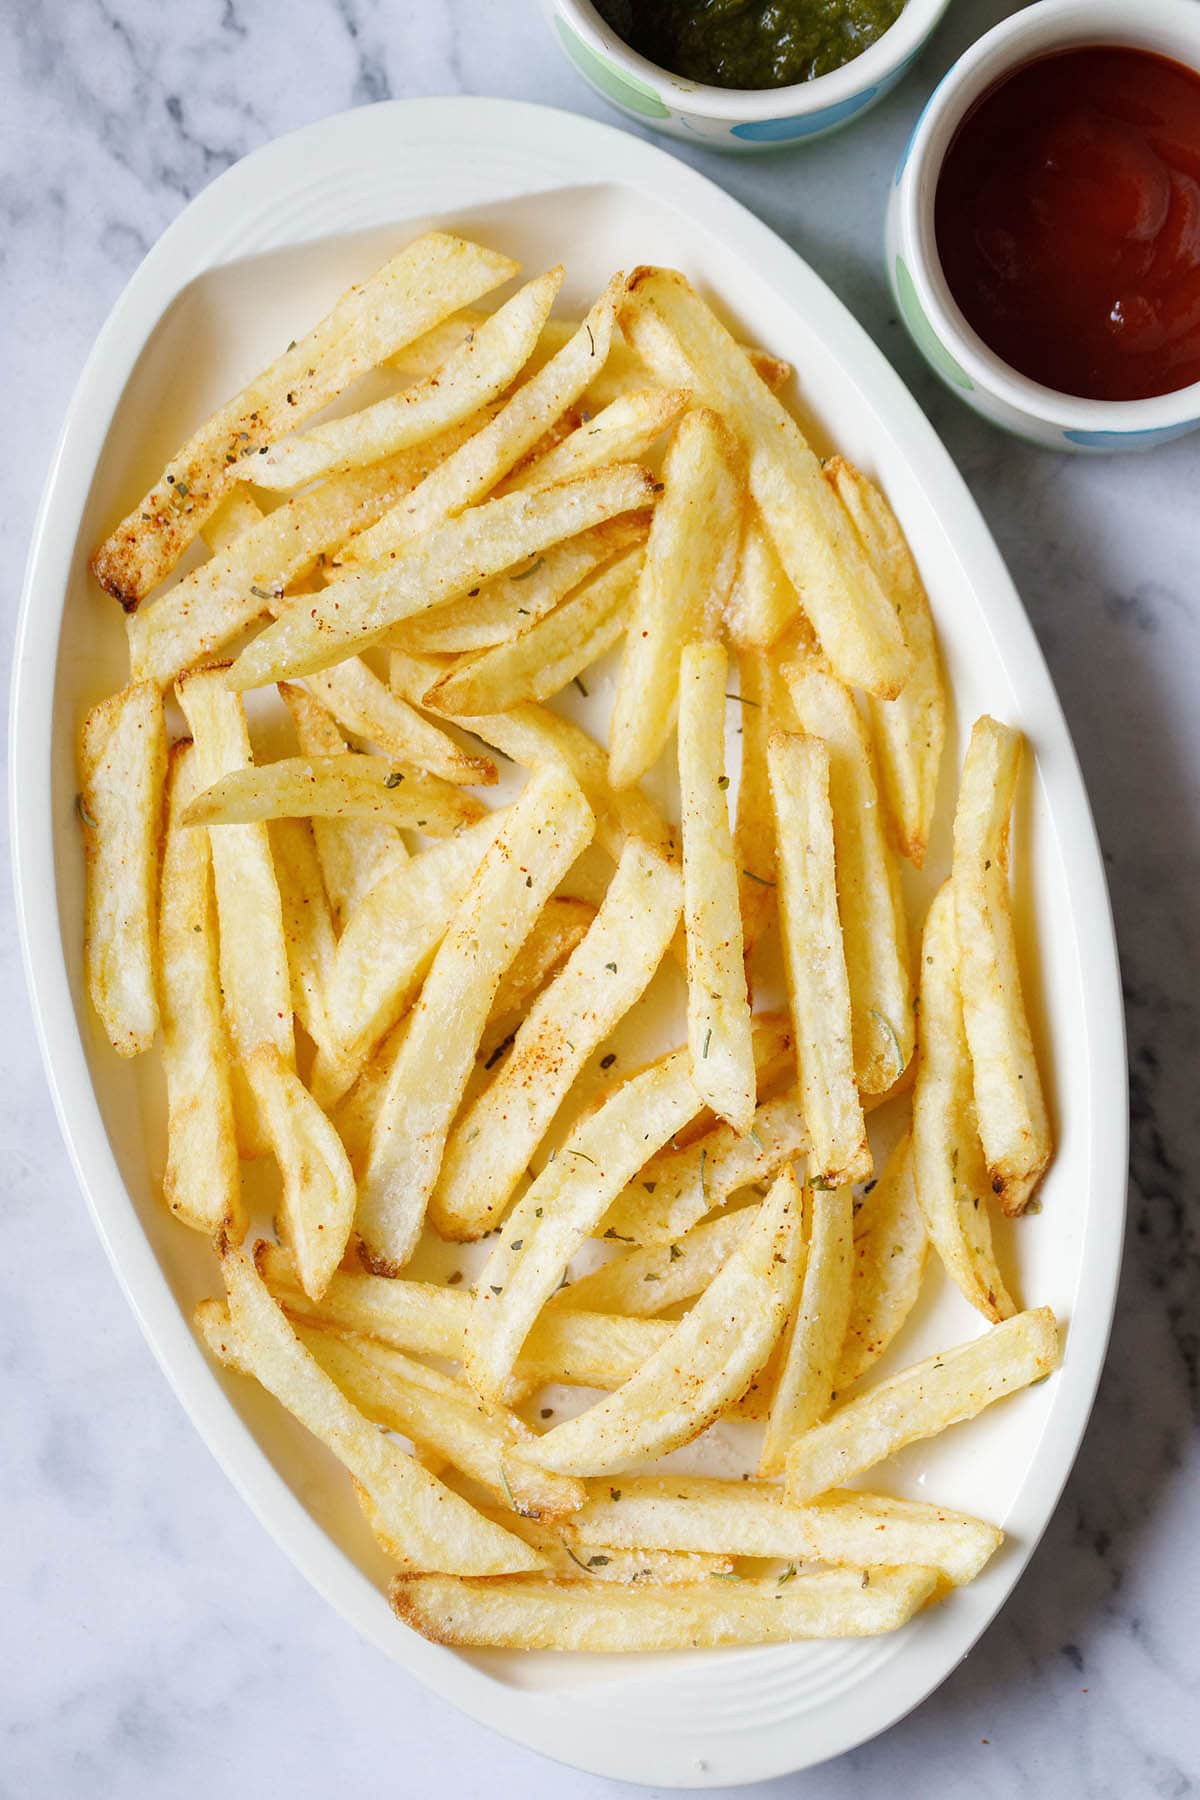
{"left": 80, "top": 228, "right": 1062, "bottom": 1660}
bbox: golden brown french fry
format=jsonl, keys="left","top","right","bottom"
{"left": 269, "top": 818, "right": 338, "bottom": 1060}
{"left": 423, "top": 542, "right": 640, "bottom": 716}
{"left": 519, "top": 1166, "right": 803, "bottom": 1476}
{"left": 784, "top": 650, "right": 913, "bottom": 1095}
{"left": 358, "top": 769, "right": 595, "bottom": 1273}
{"left": 158, "top": 742, "right": 242, "bottom": 1236}
{"left": 484, "top": 895, "right": 597, "bottom": 1050}
{"left": 733, "top": 647, "right": 794, "bottom": 954}
{"left": 785, "top": 1307, "right": 1060, "bottom": 1502}
{"left": 293, "top": 1323, "right": 584, "bottom": 1521}
{"left": 200, "top": 1246, "right": 541, "bottom": 1576}
{"left": 321, "top": 815, "right": 502, "bottom": 1087}
{"left": 306, "top": 655, "right": 496, "bottom": 787}
{"left": 678, "top": 642, "right": 755, "bottom": 1131}
{"left": 226, "top": 464, "right": 657, "bottom": 691}
{"left": 725, "top": 512, "right": 800, "bottom": 649}
{"left": 913, "top": 883, "right": 1016, "bottom": 1321}
{"left": 183, "top": 754, "right": 487, "bottom": 834}
{"left": 506, "top": 386, "right": 691, "bottom": 493}
{"left": 827, "top": 459, "right": 946, "bottom": 867}
{"left": 836, "top": 1130, "right": 930, "bottom": 1389}
{"left": 465, "top": 1044, "right": 706, "bottom": 1404}
{"left": 446, "top": 702, "right": 677, "bottom": 864}
{"left": 767, "top": 731, "right": 871, "bottom": 1186}
{"left": 760, "top": 1183, "right": 852, "bottom": 1475}
{"left": 622, "top": 268, "right": 911, "bottom": 698}
{"left": 390, "top": 1563, "right": 937, "bottom": 1650}
{"left": 560, "top": 1475, "right": 1002, "bottom": 1586}
{"left": 93, "top": 233, "right": 518, "bottom": 606}
{"left": 176, "top": 668, "right": 294, "bottom": 1143}
{"left": 478, "top": 1511, "right": 731, "bottom": 1583}
{"left": 343, "top": 272, "right": 631, "bottom": 566}
{"left": 202, "top": 486, "right": 265, "bottom": 553}
{"left": 244, "top": 1045, "right": 356, "bottom": 1299}
{"left": 597, "top": 1085, "right": 808, "bottom": 1245}
{"left": 555, "top": 1206, "right": 755, "bottom": 1318}
{"left": 431, "top": 839, "right": 681, "bottom": 1240}
{"left": 392, "top": 519, "right": 645, "bottom": 655}
{"left": 952, "top": 718, "right": 1052, "bottom": 1214}
{"left": 277, "top": 680, "right": 406, "bottom": 923}
{"left": 252, "top": 269, "right": 562, "bottom": 490}
{"left": 78, "top": 681, "right": 167, "bottom": 1055}
{"left": 608, "top": 407, "right": 743, "bottom": 789}
{"left": 253, "top": 1242, "right": 675, "bottom": 1397}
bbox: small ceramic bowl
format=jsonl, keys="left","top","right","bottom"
{"left": 543, "top": 0, "right": 953, "bottom": 148}
{"left": 887, "top": 0, "right": 1200, "bottom": 451}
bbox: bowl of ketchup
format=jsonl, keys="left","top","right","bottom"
{"left": 887, "top": 0, "right": 1200, "bottom": 449}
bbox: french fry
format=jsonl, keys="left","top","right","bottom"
{"left": 78, "top": 681, "right": 167, "bottom": 1055}
{"left": 176, "top": 668, "right": 293, "bottom": 1148}
{"left": 519, "top": 1166, "right": 803, "bottom": 1475}
{"left": 952, "top": 718, "right": 1051, "bottom": 1214}
{"left": 767, "top": 731, "right": 871, "bottom": 1185}
{"left": 321, "top": 815, "right": 502, "bottom": 1088}
{"left": 608, "top": 407, "right": 743, "bottom": 789}
{"left": 391, "top": 518, "right": 645, "bottom": 655}
{"left": 555, "top": 1206, "right": 755, "bottom": 1318}
{"left": 199, "top": 1247, "right": 541, "bottom": 1576}
{"left": 484, "top": 895, "right": 597, "bottom": 1049}
{"left": 244, "top": 1046, "right": 356, "bottom": 1299}
{"left": 725, "top": 512, "right": 801, "bottom": 649}
{"left": 913, "top": 884, "right": 1016, "bottom": 1322}
{"left": 92, "top": 233, "right": 518, "bottom": 606}
{"left": 423, "top": 542, "right": 640, "bottom": 716}
{"left": 465, "top": 1043, "right": 707, "bottom": 1404}
{"left": 827, "top": 459, "right": 946, "bottom": 867}
{"left": 126, "top": 445, "right": 447, "bottom": 688}
{"left": 342, "top": 273, "right": 631, "bottom": 566}
{"left": 506, "top": 387, "right": 691, "bottom": 494}
{"left": 202, "top": 486, "right": 265, "bottom": 553}
{"left": 836, "top": 1131, "right": 930, "bottom": 1389}
{"left": 478, "top": 1511, "right": 732, "bottom": 1583}
{"left": 678, "top": 643, "right": 756, "bottom": 1131}
{"left": 597, "top": 1084, "right": 808, "bottom": 1245}
{"left": 269, "top": 817, "right": 338, "bottom": 1060}
{"left": 760, "top": 1183, "right": 852, "bottom": 1475}
{"left": 622, "top": 268, "right": 911, "bottom": 698}
{"left": 359, "top": 769, "right": 595, "bottom": 1272}
{"left": 253, "top": 1242, "right": 676, "bottom": 1396}
{"left": 278, "top": 680, "right": 406, "bottom": 922}
{"left": 784, "top": 650, "right": 913, "bottom": 1095}
{"left": 252, "top": 269, "right": 562, "bottom": 490}
{"left": 183, "top": 753, "right": 487, "bottom": 834}
{"left": 306, "top": 655, "right": 496, "bottom": 787}
{"left": 292, "top": 1323, "right": 584, "bottom": 1521}
{"left": 559, "top": 1475, "right": 1002, "bottom": 1586}
{"left": 785, "top": 1306, "right": 1060, "bottom": 1502}
{"left": 158, "top": 742, "right": 242, "bottom": 1236}
{"left": 446, "top": 702, "right": 677, "bottom": 864}
{"left": 390, "top": 1563, "right": 936, "bottom": 1650}
{"left": 431, "top": 839, "right": 682, "bottom": 1240}
{"left": 734, "top": 647, "right": 793, "bottom": 954}
{"left": 226, "top": 464, "right": 657, "bottom": 691}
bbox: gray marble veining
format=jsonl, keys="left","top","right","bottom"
{"left": 2, "top": 1, "right": 1198, "bottom": 1794}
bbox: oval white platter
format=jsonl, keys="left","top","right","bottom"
{"left": 11, "top": 98, "right": 1126, "bottom": 1788}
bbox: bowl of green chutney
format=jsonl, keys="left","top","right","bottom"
{"left": 544, "top": 0, "right": 951, "bottom": 146}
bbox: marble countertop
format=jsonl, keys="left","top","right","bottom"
{"left": 3, "top": 2, "right": 1198, "bottom": 1794}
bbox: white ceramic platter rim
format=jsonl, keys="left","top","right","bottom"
{"left": 11, "top": 98, "right": 1127, "bottom": 1789}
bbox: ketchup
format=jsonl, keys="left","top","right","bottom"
{"left": 935, "top": 48, "right": 1200, "bottom": 401}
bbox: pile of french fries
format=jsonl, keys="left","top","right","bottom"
{"left": 78, "top": 231, "right": 1058, "bottom": 1654}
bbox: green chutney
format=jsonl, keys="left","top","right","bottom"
{"left": 593, "top": 0, "right": 905, "bottom": 89}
